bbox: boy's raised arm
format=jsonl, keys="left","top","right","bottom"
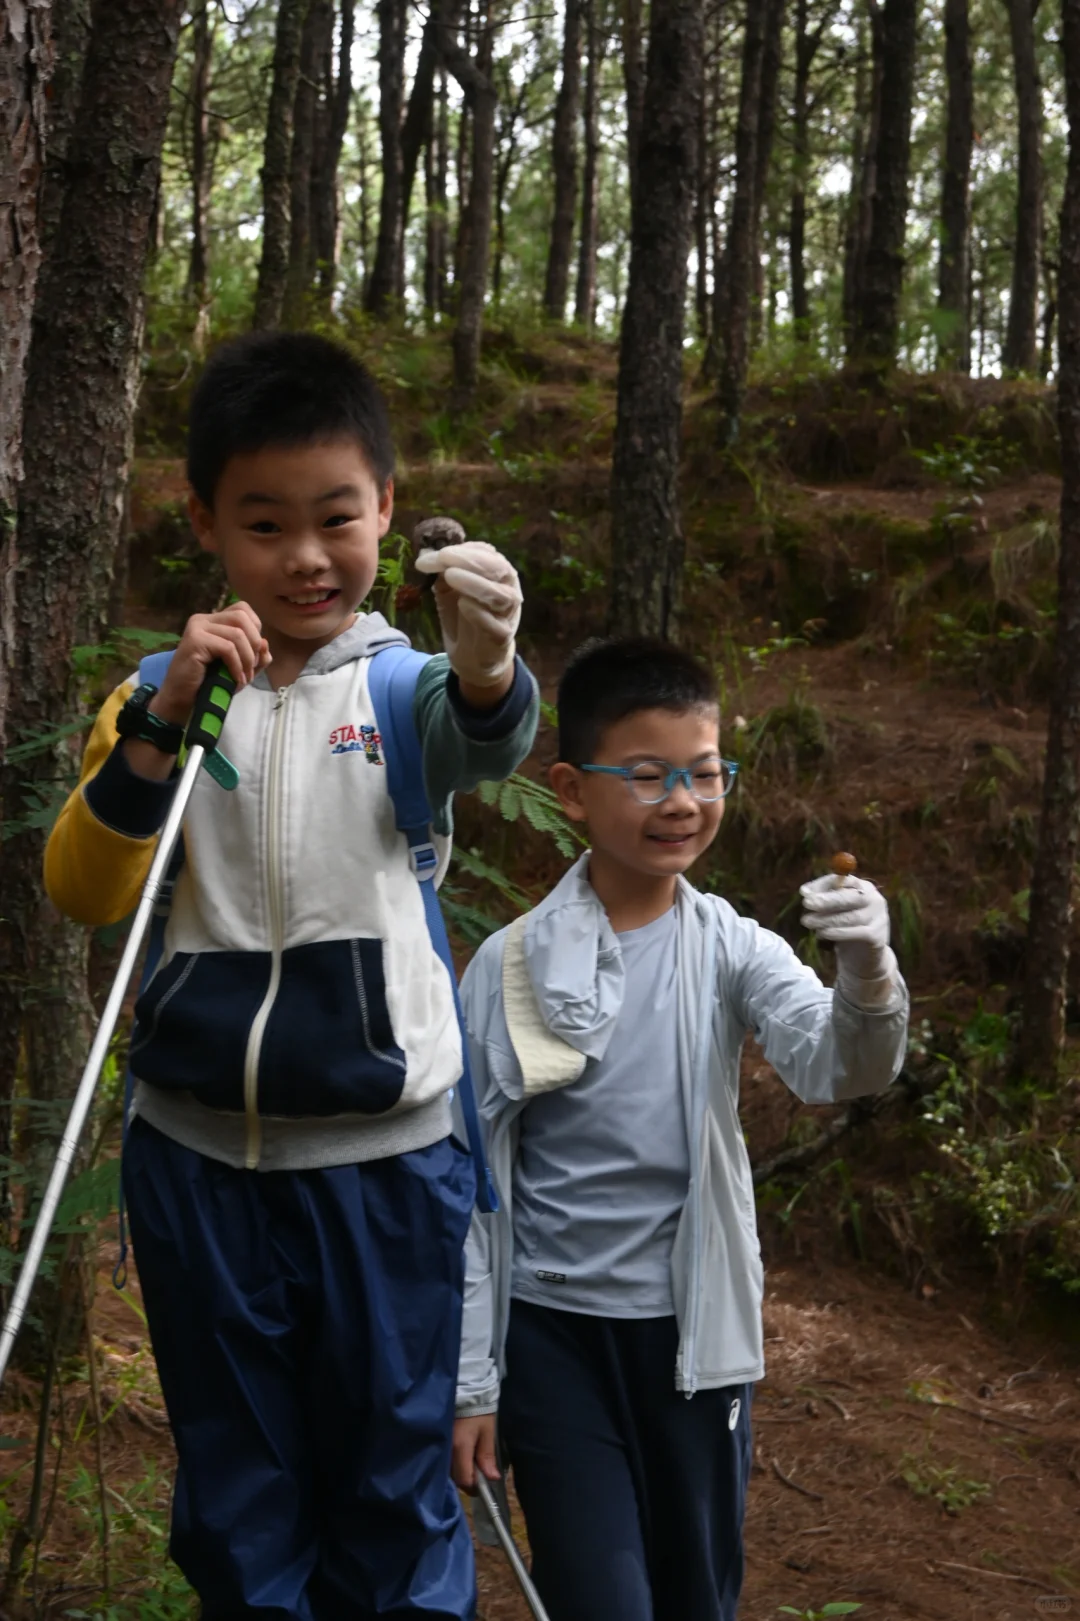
{"left": 412, "top": 651, "right": 539, "bottom": 825}
{"left": 44, "top": 682, "right": 176, "bottom": 927}
{"left": 726, "top": 890, "right": 909, "bottom": 1107}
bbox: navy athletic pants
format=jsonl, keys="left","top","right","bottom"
{"left": 123, "top": 1116, "right": 476, "bottom": 1620}
{"left": 500, "top": 1300, "right": 752, "bottom": 1621}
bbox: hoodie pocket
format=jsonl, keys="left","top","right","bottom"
{"left": 131, "top": 949, "right": 270, "bottom": 1110}
{"left": 131, "top": 938, "right": 408, "bottom": 1116}
{"left": 259, "top": 937, "right": 407, "bottom": 1116}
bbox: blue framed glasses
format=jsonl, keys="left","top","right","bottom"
{"left": 577, "top": 756, "right": 739, "bottom": 805}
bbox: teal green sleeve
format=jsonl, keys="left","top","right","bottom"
{"left": 413, "top": 653, "right": 540, "bottom": 836}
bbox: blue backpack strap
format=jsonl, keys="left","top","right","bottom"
{"left": 114, "top": 650, "right": 182, "bottom": 1287}
{"left": 368, "top": 645, "right": 499, "bottom": 1215}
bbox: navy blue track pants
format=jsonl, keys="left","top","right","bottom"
{"left": 500, "top": 1300, "right": 752, "bottom": 1621}
{"left": 123, "top": 1116, "right": 476, "bottom": 1621}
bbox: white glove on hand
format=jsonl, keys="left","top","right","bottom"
{"left": 800, "top": 874, "right": 898, "bottom": 1008}
{"left": 415, "top": 541, "right": 522, "bottom": 690}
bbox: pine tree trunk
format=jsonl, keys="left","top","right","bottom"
{"left": 37, "top": 0, "right": 91, "bottom": 256}
{"left": 716, "top": 0, "right": 768, "bottom": 440}
{"left": 750, "top": 0, "right": 786, "bottom": 350}
{"left": 400, "top": 0, "right": 461, "bottom": 290}
{"left": 492, "top": 83, "right": 527, "bottom": 311}
{"left": 364, "top": 0, "right": 409, "bottom": 316}
{"left": 621, "top": 0, "right": 646, "bottom": 213}
{"left": 1019, "top": 0, "right": 1080, "bottom": 1075}
{"left": 574, "top": 0, "right": 602, "bottom": 328}
{"left": 425, "top": 65, "right": 450, "bottom": 314}
{"left": 0, "top": 0, "right": 51, "bottom": 1177}
{"left": 254, "top": 0, "right": 310, "bottom": 329}
{"left": 693, "top": 21, "right": 711, "bottom": 347}
{"left": 312, "top": 0, "right": 355, "bottom": 303}
{"left": 1002, "top": 0, "right": 1043, "bottom": 373}
{"left": 789, "top": 0, "right": 812, "bottom": 337}
{"left": 449, "top": 8, "right": 497, "bottom": 401}
{"left": 0, "top": 0, "right": 51, "bottom": 528}
{"left": 285, "top": 0, "right": 331, "bottom": 321}
{"left": 543, "top": 0, "right": 583, "bottom": 321}
{"left": 609, "top": 0, "right": 705, "bottom": 638}
{"left": 186, "top": 3, "right": 214, "bottom": 315}
{"left": 842, "top": 5, "right": 881, "bottom": 352}
{"left": 938, "top": 0, "right": 973, "bottom": 371}
{"left": 851, "top": 0, "right": 917, "bottom": 366}
{"left": 0, "top": 0, "right": 184, "bottom": 1341}
{"left": 1041, "top": 251, "right": 1058, "bottom": 377}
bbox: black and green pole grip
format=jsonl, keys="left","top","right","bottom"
{"left": 186, "top": 660, "right": 237, "bottom": 752}
{"left": 180, "top": 660, "right": 241, "bottom": 791}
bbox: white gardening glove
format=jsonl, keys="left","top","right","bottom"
{"left": 415, "top": 541, "right": 522, "bottom": 690}
{"left": 800, "top": 874, "right": 899, "bottom": 1009}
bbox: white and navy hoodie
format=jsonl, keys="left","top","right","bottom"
{"left": 45, "top": 616, "right": 538, "bottom": 1172}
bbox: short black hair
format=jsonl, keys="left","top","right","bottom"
{"left": 187, "top": 331, "right": 394, "bottom": 506}
{"left": 557, "top": 638, "right": 718, "bottom": 763}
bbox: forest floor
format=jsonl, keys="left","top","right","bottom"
{"left": 4, "top": 335, "right": 1079, "bottom": 1617}
{"left": 1, "top": 1201, "right": 1076, "bottom": 1621}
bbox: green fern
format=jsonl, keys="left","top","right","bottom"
{"left": 477, "top": 772, "right": 584, "bottom": 859}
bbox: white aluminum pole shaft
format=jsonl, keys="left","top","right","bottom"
{"left": 0, "top": 744, "right": 206, "bottom": 1390}
{"left": 475, "top": 1475, "right": 552, "bottom": 1621}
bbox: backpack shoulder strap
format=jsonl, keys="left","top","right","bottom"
{"left": 138, "top": 649, "right": 176, "bottom": 689}
{"left": 368, "top": 644, "right": 499, "bottom": 1215}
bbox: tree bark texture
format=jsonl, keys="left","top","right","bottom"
{"left": 1020, "top": 0, "right": 1080, "bottom": 1074}
{"left": 608, "top": 0, "right": 705, "bottom": 638}
{"left": 621, "top": 0, "right": 646, "bottom": 214}
{"left": 365, "top": 0, "right": 409, "bottom": 316}
{"left": 0, "top": 0, "right": 183, "bottom": 1308}
{"left": 285, "top": 0, "right": 331, "bottom": 320}
{"left": 938, "top": 0, "right": 973, "bottom": 370}
{"left": 0, "top": 0, "right": 52, "bottom": 519}
{"left": 750, "top": 0, "right": 787, "bottom": 349}
{"left": 186, "top": 3, "right": 214, "bottom": 309}
{"left": 313, "top": 0, "right": 355, "bottom": 302}
{"left": 543, "top": 0, "right": 583, "bottom": 320}
{"left": 253, "top": 0, "right": 310, "bottom": 329}
{"left": 716, "top": 0, "right": 768, "bottom": 440}
{"left": 851, "top": 0, "right": 918, "bottom": 365}
{"left": 574, "top": 0, "right": 603, "bottom": 328}
{"left": 37, "top": 0, "right": 90, "bottom": 256}
{"left": 448, "top": 7, "right": 497, "bottom": 401}
{"left": 1002, "top": 0, "right": 1043, "bottom": 373}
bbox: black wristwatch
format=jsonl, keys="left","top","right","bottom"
{"left": 116, "top": 683, "right": 186, "bottom": 755}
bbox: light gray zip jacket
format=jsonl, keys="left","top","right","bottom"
{"left": 456, "top": 855, "right": 909, "bottom": 1413}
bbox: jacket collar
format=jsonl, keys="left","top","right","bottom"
{"left": 521, "top": 854, "right": 702, "bottom": 1062}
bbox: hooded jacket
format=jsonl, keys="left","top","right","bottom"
{"left": 456, "top": 855, "right": 909, "bottom": 1410}
{"left": 45, "top": 616, "right": 539, "bottom": 1173}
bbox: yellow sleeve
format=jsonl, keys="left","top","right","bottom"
{"left": 44, "top": 680, "right": 161, "bottom": 927}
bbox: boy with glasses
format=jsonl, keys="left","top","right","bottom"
{"left": 450, "top": 638, "right": 908, "bottom": 1621}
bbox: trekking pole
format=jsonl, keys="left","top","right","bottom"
{"left": 475, "top": 1475, "right": 552, "bottom": 1621}
{"left": 0, "top": 662, "right": 237, "bottom": 1392}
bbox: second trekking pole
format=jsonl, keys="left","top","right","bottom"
{"left": 475, "top": 1474, "right": 552, "bottom": 1621}
{"left": 0, "top": 662, "right": 237, "bottom": 1392}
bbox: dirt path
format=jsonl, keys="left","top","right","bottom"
{"left": 3, "top": 1237, "right": 1073, "bottom": 1620}
{"left": 475, "top": 1256, "right": 1080, "bottom": 1620}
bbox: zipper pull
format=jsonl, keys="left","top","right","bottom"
{"left": 273, "top": 685, "right": 290, "bottom": 711}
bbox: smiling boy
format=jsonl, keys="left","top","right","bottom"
{"left": 451, "top": 638, "right": 908, "bottom": 1621}
{"left": 45, "top": 332, "right": 538, "bottom": 1620}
